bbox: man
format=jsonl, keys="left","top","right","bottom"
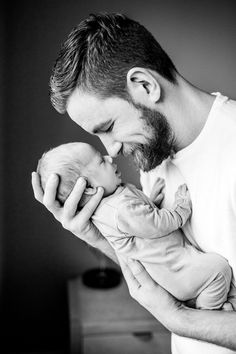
{"left": 32, "top": 13, "right": 236, "bottom": 353}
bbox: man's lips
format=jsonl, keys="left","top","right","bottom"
{"left": 122, "top": 143, "right": 140, "bottom": 157}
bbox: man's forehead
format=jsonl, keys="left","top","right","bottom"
{"left": 67, "top": 89, "right": 110, "bottom": 132}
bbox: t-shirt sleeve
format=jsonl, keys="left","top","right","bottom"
{"left": 116, "top": 196, "right": 182, "bottom": 238}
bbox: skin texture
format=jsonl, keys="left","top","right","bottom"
{"left": 73, "top": 144, "right": 122, "bottom": 197}
{"left": 32, "top": 71, "right": 236, "bottom": 350}
{"left": 67, "top": 91, "right": 175, "bottom": 172}
{"left": 118, "top": 258, "right": 236, "bottom": 351}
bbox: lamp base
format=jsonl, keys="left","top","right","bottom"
{"left": 82, "top": 268, "right": 121, "bottom": 289}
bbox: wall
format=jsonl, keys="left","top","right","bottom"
{"left": 3, "top": 0, "right": 236, "bottom": 352}
{"left": 1, "top": 0, "right": 6, "bottom": 327}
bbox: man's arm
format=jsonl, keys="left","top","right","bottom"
{"left": 118, "top": 257, "right": 236, "bottom": 351}
{"left": 31, "top": 172, "right": 118, "bottom": 264}
{"left": 32, "top": 172, "right": 236, "bottom": 349}
{"left": 174, "top": 305, "right": 236, "bottom": 349}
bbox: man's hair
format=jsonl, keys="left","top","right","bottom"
{"left": 50, "top": 13, "right": 177, "bottom": 113}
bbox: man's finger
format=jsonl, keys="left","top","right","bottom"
{"left": 78, "top": 186, "right": 104, "bottom": 221}
{"left": 43, "top": 174, "right": 61, "bottom": 213}
{"left": 31, "top": 172, "right": 44, "bottom": 203}
{"left": 63, "top": 177, "right": 87, "bottom": 219}
{"left": 118, "top": 257, "right": 140, "bottom": 292}
{"left": 127, "top": 259, "right": 156, "bottom": 290}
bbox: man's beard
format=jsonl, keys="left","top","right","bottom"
{"left": 124, "top": 103, "right": 175, "bottom": 172}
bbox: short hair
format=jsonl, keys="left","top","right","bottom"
{"left": 50, "top": 12, "right": 177, "bottom": 113}
{"left": 37, "top": 143, "right": 85, "bottom": 204}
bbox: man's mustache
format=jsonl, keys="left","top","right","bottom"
{"left": 121, "top": 143, "right": 142, "bottom": 157}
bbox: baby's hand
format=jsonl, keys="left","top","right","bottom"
{"left": 150, "top": 177, "right": 165, "bottom": 207}
{"left": 175, "top": 184, "right": 190, "bottom": 202}
{"left": 174, "top": 184, "right": 192, "bottom": 226}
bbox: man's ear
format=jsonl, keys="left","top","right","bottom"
{"left": 127, "top": 67, "right": 161, "bottom": 106}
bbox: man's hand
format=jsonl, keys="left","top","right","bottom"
{"left": 31, "top": 172, "right": 118, "bottom": 262}
{"left": 118, "top": 257, "right": 236, "bottom": 351}
{"left": 118, "top": 256, "right": 183, "bottom": 331}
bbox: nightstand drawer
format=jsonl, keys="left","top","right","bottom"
{"left": 83, "top": 332, "right": 171, "bottom": 354}
{"left": 68, "top": 277, "right": 171, "bottom": 354}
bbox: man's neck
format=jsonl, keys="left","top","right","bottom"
{"left": 161, "top": 75, "right": 216, "bottom": 152}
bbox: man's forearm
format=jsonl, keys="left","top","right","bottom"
{"left": 170, "top": 306, "right": 236, "bottom": 350}
{"left": 89, "top": 234, "right": 118, "bottom": 265}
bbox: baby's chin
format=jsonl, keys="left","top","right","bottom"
{"left": 103, "top": 181, "right": 122, "bottom": 197}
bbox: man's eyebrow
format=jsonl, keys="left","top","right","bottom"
{"left": 92, "top": 119, "right": 112, "bottom": 134}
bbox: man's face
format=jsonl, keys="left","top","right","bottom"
{"left": 67, "top": 89, "right": 175, "bottom": 172}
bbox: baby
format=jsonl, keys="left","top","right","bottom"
{"left": 37, "top": 142, "right": 232, "bottom": 310}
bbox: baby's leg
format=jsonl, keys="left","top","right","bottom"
{"left": 194, "top": 255, "right": 232, "bottom": 310}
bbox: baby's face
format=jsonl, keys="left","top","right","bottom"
{"left": 80, "top": 144, "right": 122, "bottom": 197}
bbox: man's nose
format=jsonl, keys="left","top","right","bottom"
{"left": 105, "top": 155, "right": 113, "bottom": 163}
{"left": 107, "top": 142, "right": 122, "bottom": 158}
{"left": 100, "top": 136, "right": 122, "bottom": 158}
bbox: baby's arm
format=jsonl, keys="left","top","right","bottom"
{"left": 117, "top": 184, "right": 191, "bottom": 239}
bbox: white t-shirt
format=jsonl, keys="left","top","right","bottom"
{"left": 140, "top": 92, "right": 236, "bottom": 354}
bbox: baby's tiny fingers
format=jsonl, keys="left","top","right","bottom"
{"left": 177, "top": 184, "right": 188, "bottom": 196}
{"left": 150, "top": 179, "right": 165, "bottom": 200}
{"left": 154, "top": 178, "right": 165, "bottom": 187}
{"left": 180, "top": 184, "right": 187, "bottom": 191}
{"left": 154, "top": 193, "right": 164, "bottom": 205}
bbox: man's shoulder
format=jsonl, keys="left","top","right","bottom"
{"left": 214, "top": 92, "right": 236, "bottom": 123}
{"left": 140, "top": 159, "right": 180, "bottom": 197}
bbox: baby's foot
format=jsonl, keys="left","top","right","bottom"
{"left": 222, "top": 302, "right": 234, "bottom": 311}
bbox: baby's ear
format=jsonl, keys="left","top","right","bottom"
{"left": 84, "top": 187, "right": 97, "bottom": 195}
{"left": 78, "top": 187, "right": 97, "bottom": 209}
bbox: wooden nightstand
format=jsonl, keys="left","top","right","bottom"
{"left": 68, "top": 276, "right": 171, "bottom": 354}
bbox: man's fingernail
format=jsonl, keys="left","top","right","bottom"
{"left": 49, "top": 174, "right": 57, "bottom": 182}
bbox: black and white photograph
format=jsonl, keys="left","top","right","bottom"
{"left": 2, "top": 0, "right": 236, "bottom": 353}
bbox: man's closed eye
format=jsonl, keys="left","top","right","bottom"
{"left": 103, "top": 121, "right": 114, "bottom": 133}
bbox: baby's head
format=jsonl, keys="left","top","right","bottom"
{"left": 37, "top": 142, "right": 122, "bottom": 206}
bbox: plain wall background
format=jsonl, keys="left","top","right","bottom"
{"left": 2, "top": 0, "right": 236, "bottom": 352}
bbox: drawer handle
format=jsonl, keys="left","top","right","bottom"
{"left": 132, "top": 331, "right": 153, "bottom": 341}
